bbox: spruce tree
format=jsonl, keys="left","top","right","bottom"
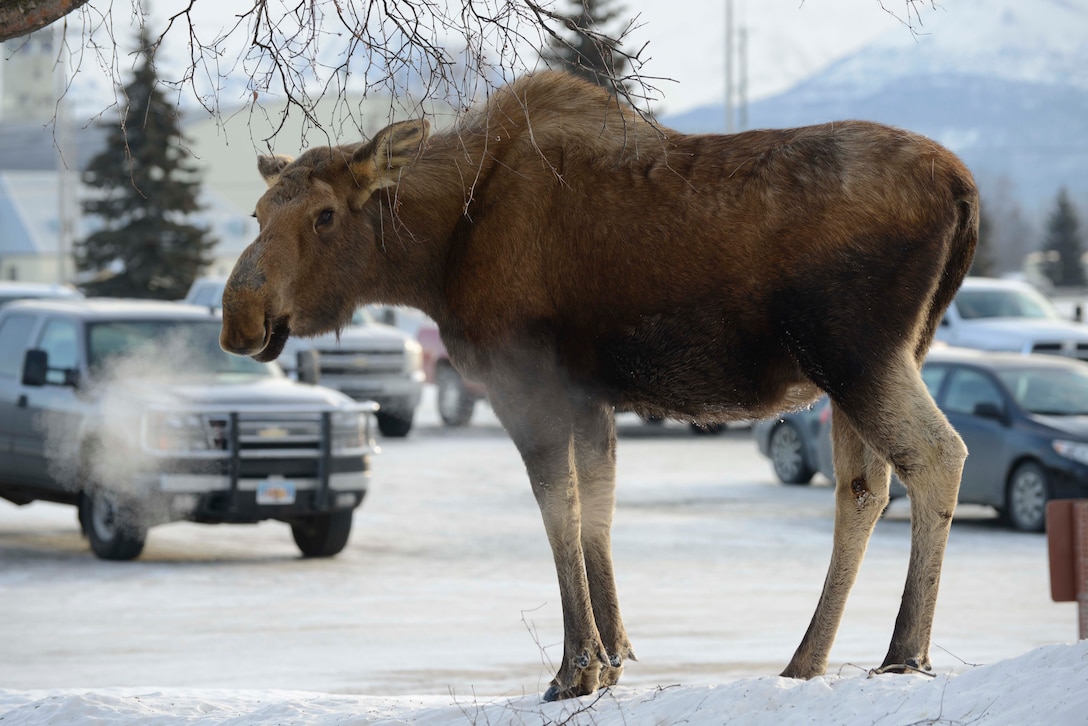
{"left": 1040, "top": 188, "right": 1086, "bottom": 289}
{"left": 77, "top": 26, "right": 216, "bottom": 300}
{"left": 540, "top": 0, "right": 630, "bottom": 95}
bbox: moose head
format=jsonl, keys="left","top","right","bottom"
{"left": 219, "top": 119, "right": 430, "bottom": 363}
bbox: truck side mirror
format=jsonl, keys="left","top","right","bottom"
{"left": 22, "top": 349, "right": 48, "bottom": 387}
{"left": 296, "top": 349, "right": 321, "bottom": 385}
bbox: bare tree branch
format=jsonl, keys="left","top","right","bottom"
{"left": 0, "top": 0, "right": 91, "bottom": 42}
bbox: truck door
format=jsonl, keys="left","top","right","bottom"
{"left": 0, "top": 312, "right": 40, "bottom": 485}
{"left": 15, "top": 317, "right": 83, "bottom": 489}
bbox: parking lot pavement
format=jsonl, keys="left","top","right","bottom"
{"left": 0, "top": 387, "right": 1077, "bottom": 696}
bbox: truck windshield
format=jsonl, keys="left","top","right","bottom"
{"left": 88, "top": 319, "right": 276, "bottom": 379}
{"left": 955, "top": 287, "right": 1064, "bottom": 321}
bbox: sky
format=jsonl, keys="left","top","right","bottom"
{"left": 28, "top": 0, "right": 936, "bottom": 123}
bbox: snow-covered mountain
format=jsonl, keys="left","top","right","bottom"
{"left": 663, "top": 0, "right": 1088, "bottom": 210}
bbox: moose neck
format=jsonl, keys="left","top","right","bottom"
{"left": 361, "top": 126, "right": 500, "bottom": 329}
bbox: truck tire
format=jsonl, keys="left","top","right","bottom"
{"left": 79, "top": 490, "right": 147, "bottom": 561}
{"left": 376, "top": 410, "right": 413, "bottom": 437}
{"left": 291, "top": 510, "right": 354, "bottom": 557}
{"left": 437, "top": 365, "right": 476, "bottom": 426}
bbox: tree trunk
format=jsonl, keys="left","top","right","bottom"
{"left": 0, "top": 0, "right": 91, "bottom": 42}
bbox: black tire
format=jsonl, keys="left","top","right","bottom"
{"left": 79, "top": 490, "right": 147, "bottom": 561}
{"left": 436, "top": 365, "right": 476, "bottom": 427}
{"left": 769, "top": 422, "right": 814, "bottom": 484}
{"left": 1006, "top": 461, "right": 1049, "bottom": 532}
{"left": 291, "top": 510, "right": 354, "bottom": 557}
{"left": 376, "top": 410, "right": 414, "bottom": 437}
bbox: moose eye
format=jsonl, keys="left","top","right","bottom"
{"left": 316, "top": 209, "right": 334, "bottom": 228}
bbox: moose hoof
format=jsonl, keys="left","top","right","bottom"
{"left": 874, "top": 657, "right": 931, "bottom": 675}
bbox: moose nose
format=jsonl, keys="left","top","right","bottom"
{"left": 219, "top": 280, "right": 270, "bottom": 356}
{"left": 219, "top": 313, "right": 267, "bottom": 356}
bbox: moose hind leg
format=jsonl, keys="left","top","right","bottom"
{"left": 876, "top": 374, "right": 966, "bottom": 673}
{"left": 571, "top": 398, "right": 634, "bottom": 689}
{"left": 782, "top": 405, "right": 891, "bottom": 678}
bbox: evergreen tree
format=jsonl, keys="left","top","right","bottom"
{"left": 77, "top": 26, "right": 216, "bottom": 300}
{"left": 970, "top": 202, "right": 997, "bottom": 277}
{"left": 1040, "top": 187, "right": 1086, "bottom": 289}
{"left": 540, "top": 0, "right": 630, "bottom": 95}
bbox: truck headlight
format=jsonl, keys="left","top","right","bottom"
{"left": 404, "top": 339, "right": 423, "bottom": 374}
{"left": 144, "top": 412, "right": 211, "bottom": 452}
{"left": 1052, "top": 439, "right": 1088, "bottom": 466}
{"left": 331, "top": 410, "right": 368, "bottom": 452}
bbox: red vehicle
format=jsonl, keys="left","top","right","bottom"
{"left": 417, "top": 325, "right": 487, "bottom": 426}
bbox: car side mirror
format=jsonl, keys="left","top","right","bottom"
{"left": 973, "top": 401, "right": 1006, "bottom": 422}
{"left": 296, "top": 349, "right": 321, "bottom": 385}
{"left": 21, "top": 349, "right": 48, "bottom": 387}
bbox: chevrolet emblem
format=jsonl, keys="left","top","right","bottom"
{"left": 257, "top": 427, "right": 290, "bottom": 438}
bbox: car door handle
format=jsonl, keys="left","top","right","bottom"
{"left": 16, "top": 394, "right": 28, "bottom": 408}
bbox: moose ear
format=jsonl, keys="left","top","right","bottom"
{"left": 348, "top": 119, "right": 430, "bottom": 204}
{"left": 257, "top": 154, "right": 293, "bottom": 188}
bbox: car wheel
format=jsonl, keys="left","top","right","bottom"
{"left": 291, "top": 510, "right": 354, "bottom": 557}
{"left": 376, "top": 410, "right": 413, "bottom": 437}
{"left": 1006, "top": 461, "right": 1049, "bottom": 533}
{"left": 437, "top": 366, "right": 476, "bottom": 427}
{"left": 79, "top": 490, "right": 147, "bottom": 561}
{"left": 769, "top": 422, "right": 814, "bottom": 484}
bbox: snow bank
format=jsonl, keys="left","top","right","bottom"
{"left": 2, "top": 641, "right": 1084, "bottom": 725}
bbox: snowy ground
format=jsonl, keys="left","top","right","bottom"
{"left": 1, "top": 388, "right": 1085, "bottom": 724}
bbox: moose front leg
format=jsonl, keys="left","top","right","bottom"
{"left": 571, "top": 397, "right": 635, "bottom": 689}
{"left": 487, "top": 377, "right": 610, "bottom": 701}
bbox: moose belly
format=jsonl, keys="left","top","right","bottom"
{"left": 569, "top": 311, "right": 820, "bottom": 422}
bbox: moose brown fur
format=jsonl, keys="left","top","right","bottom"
{"left": 220, "top": 71, "right": 978, "bottom": 701}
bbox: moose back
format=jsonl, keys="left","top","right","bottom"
{"left": 219, "top": 72, "right": 978, "bottom": 701}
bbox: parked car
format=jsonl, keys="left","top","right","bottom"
{"left": 0, "top": 298, "right": 376, "bottom": 560}
{"left": 184, "top": 276, "right": 424, "bottom": 437}
{"left": 756, "top": 347, "right": 1088, "bottom": 532}
{"left": 417, "top": 324, "right": 487, "bottom": 426}
{"left": 0, "top": 281, "right": 83, "bottom": 307}
{"left": 753, "top": 397, "right": 831, "bottom": 484}
{"left": 935, "top": 277, "right": 1088, "bottom": 360}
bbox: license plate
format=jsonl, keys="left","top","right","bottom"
{"left": 256, "top": 479, "right": 296, "bottom": 505}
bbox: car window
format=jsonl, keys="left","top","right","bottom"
{"left": 0, "top": 313, "right": 36, "bottom": 379}
{"left": 37, "top": 318, "right": 80, "bottom": 385}
{"left": 943, "top": 369, "right": 1003, "bottom": 416}
{"left": 998, "top": 367, "right": 1088, "bottom": 416}
{"left": 189, "top": 283, "right": 223, "bottom": 308}
{"left": 921, "top": 364, "right": 948, "bottom": 398}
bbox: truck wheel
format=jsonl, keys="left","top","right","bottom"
{"left": 437, "top": 365, "right": 476, "bottom": 426}
{"left": 376, "top": 410, "right": 414, "bottom": 437}
{"left": 291, "top": 510, "right": 354, "bottom": 557}
{"left": 79, "top": 490, "right": 147, "bottom": 561}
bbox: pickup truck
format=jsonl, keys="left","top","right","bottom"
{"left": 186, "top": 277, "right": 424, "bottom": 437}
{"left": 935, "top": 277, "right": 1088, "bottom": 359}
{"left": 0, "top": 298, "right": 377, "bottom": 560}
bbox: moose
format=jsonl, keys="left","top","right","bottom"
{"left": 220, "top": 71, "right": 978, "bottom": 701}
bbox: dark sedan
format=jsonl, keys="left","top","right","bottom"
{"left": 755, "top": 347, "right": 1088, "bottom": 531}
